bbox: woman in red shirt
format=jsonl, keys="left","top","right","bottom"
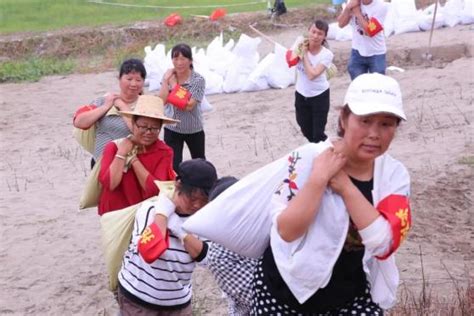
{"left": 98, "top": 95, "right": 179, "bottom": 215}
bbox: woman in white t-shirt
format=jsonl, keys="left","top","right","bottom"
{"left": 287, "top": 20, "right": 334, "bottom": 143}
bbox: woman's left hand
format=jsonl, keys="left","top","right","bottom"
{"left": 114, "top": 98, "right": 131, "bottom": 111}
{"left": 329, "top": 169, "right": 353, "bottom": 196}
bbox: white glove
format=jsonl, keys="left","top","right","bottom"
{"left": 167, "top": 212, "right": 189, "bottom": 241}
{"left": 153, "top": 193, "right": 176, "bottom": 218}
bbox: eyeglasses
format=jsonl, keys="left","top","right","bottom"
{"left": 135, "top": 124, "right": 161, "bottom": 134}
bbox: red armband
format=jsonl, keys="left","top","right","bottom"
{"left": 366, "top": 17, "right": 384, "bottom": 37}
{"left": 285, "top": 50, "right": 300, "bottom": 67}
{"left": 138, "top": 222, "right": 169, "bottom": 263}
{"left": 73, "top": 104, "right": 97, "bottom": 125}
{"left": 375, "top": 194, "right": 411, "bottom": 260}
{"left": 166, "top": 84, "right": 191, "bottom": 110}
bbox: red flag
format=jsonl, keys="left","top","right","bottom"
{"left": 164, "top": 13, "right": 182, "bottom": 27}
{"left": 367, "top": 17, "right": 384, "bottom": 37}
{"left": 210, "top": 8, "right": 226, "bottom": 21}
{"left": 166, "top": 84, "right": 191, "bottom": 110}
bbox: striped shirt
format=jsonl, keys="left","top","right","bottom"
{"left": 164, "top": 71, "right": 206, "bottom": 134}
{"left": 118, "top": 201, "right": 207, "bottom": 309}
{"left": 92, "top": 96, "right": 131, "bottom": 160}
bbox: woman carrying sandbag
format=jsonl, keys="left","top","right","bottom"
{"left": 73, "top": 58, "right": 146, "bottom": 168}
{"left": 250, "top": 73, "right": 411, "bottom": 314}
{"left": 286, "top": 20, "right": 334, "bottom": 144}
{"left": 117, "top": 158, "right": 217, "bottom": 315}
{"left": 158, "top": 43, "right": 206, "bottom": 171}
{"left": 97, "top": 95, "right": 179, "bottom": 215}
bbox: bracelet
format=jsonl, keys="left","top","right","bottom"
{"left": 115, "top": 154, "right": 126, "bottom": 161}
{"left": 130, "top": 157, "right": 139, "bottom": 165}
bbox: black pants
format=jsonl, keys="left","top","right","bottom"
{"left": 164, "top": 128, "right": 206, "bottom": 171}
{"left": 294, "top": 89, "right": 330, "bottom": 143}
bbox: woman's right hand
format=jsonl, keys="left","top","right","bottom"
{"left": 104, "top": 92, "right": 119, "bottom": 109}
{"left": 116, "top": 136, "right": 135, "bottom": 156}
{"left": 309, "top": 147, "right": 346, "bottom": 185}
{"left": 163, "top": 69, "right": 177, "bottom": 87}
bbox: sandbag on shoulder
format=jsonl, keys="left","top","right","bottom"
{"left": 182, "top": 141, "right": 331, "bottom": 258}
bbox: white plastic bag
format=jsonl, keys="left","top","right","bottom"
{"left": 242, "top": 53, "right": 274, "bottom": 92}
{"left": 265, "top": 43, "right": 295, "bottom": 89}
{"left": 222, "top": 34, "right": 261, "bottom": 93}
{"left": 183, "top": 143, "right": 328, "bottom": 258}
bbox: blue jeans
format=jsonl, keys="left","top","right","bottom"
{"left": 348, "top": 49, "right": 386, "bottom": 80}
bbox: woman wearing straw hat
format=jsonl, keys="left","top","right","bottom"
{"left": 249, "top": 73, "right": 411, "bottom": 314}
{"left": 73, "top": 58, "right": 147, "bottom": 168}
{"left": 97, "top": 95, "right": 179, "bottom": 215}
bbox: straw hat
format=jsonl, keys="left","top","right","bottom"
{"left": 119, "top": 95, "right": 179, "bottom": 124}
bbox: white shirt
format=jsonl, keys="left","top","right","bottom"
{"left": 350, "top": 0, "right": 388, "bottom": 56}
{"left": 295, "top": 46, "right": 334, "bottom": 98}
{"left": 270, "top": 141, "right": 410, "bottom": 309}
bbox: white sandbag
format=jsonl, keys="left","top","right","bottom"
{"left": 335, "top": 23, "right": 353, "bottom": 41}
{"left": 144, "top": 44, "right": 167, "bottom": 91}
{"left": 384, "top": 2, "right": 397, "bottom": 37}
{"left": 441, "top": 0, "right": 464, "bottom": 27}
{"left": 222, "top": 34, "right": 261, "bottom": 93}
{"left": 327, "top": 22, "right": 340, "bottom": 40}
{"left": 183, "top": 142, "right": 329, "bottom": 258}
{"left": 199, "top": 95, "right": 214, "bottom": 113}
{"left": 265, "top": 43, "right": 295, "bottom": 89}
{"left": 207, "top": 33, "right": 235, "bottom": 78}
{"left": 391, "top": 0, "right": 421, "bottom": 34}
{"left": 242, "top": 52, "right": 274, "bottom": 92}
{"left": 461, "top": 0, "right": 474, "bottom": 25}
{"left": 193, "top": 48, "right": 224, "bottom": 95}
{"left": 418, "top": 3, "right": 446, "bottom": 31}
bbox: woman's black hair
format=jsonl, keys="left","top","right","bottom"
{"left": 312, "top": 19, "right": 330, "bottom": 48}
{"left": 175, "top": 181, "right": 208, "bottom": 199}
{"left": 171, "top": 43, "right": 194, "bottom": 69}
{"left": 119, "top": 58, "right": 147, "bottom": 79}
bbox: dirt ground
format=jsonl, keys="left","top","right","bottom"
{"left": 0, "top": 22, "right": 473, "bottom": 316}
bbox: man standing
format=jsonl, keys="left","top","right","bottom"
{"left": 338, "top": 0, "right": 388, "bottom": 80}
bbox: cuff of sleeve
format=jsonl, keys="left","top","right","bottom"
{"left": 194, "top": 241, "right": 209, "bottom": 262}
{"left": 154, "top": 193, "right": 176, "bottom": 218}
{"left": 359, "top": 216, "right": 391, "bottom": 250}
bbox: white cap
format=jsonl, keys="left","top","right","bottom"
{"left": 344, "top": 73, "right": 406, "bottom": 120}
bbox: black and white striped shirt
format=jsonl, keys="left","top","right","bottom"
{"left": 118, "top": 201, "right": 207, "bottom": 309}
{"left": 164, "top": 71, "right": 206, "bottom": 134}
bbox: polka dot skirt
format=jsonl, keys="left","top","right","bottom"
{"left": 250, "top": 260, "right": 383, "bottom": 316}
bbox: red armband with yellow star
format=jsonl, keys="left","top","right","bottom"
{"left": 166, "top": 84, "right": 191, "bottom": 110}
{"left": 366, "top": 17, "right": 384, "bottom": 37}
{"left": 286, "top": 50, "right": 300, "bottom": 68}
{"left": 138, "top": 222, "right": 169, "bottom": 263}
{"left": 375, "top": 194, "right": 411, "bottom": 260}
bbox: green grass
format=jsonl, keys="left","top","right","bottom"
{"left": 0, "top": 0, "right": 327, "bottom": 34}
{"left": 0, "top": 58, "right": 75, "bottom": 82}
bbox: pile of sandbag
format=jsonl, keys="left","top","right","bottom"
{"left": 327, "top": 0, "right": 474, "bottom": 41}
{"left": 145, "top": 32, "right": 298, "bottom": 96}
